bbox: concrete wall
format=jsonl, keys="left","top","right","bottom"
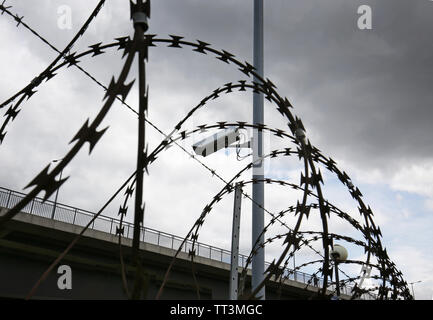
{"left": 0, "top": 210, "right": 325, "bottom": 300}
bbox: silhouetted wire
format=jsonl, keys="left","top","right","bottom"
{"left": 0, "top": 0, "right": 411, "bottom": 300}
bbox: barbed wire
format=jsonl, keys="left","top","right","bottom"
{"left": 0, "top": 0, "right": 106, "bottom": 145}
{"left": 0, "top": 0, "right": 411, "bottom": 300}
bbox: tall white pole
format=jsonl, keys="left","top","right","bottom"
{"left": 229, "top": 183, "right": 242, "bottom": 300}
{"left": 252, "top": 0, "right": 265, "bottom": 300}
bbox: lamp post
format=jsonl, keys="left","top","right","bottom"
{"left": 50, "top": 159, "right": 63, "bottom": 219}
{"left": 409, "top": 280, "right": 422, "bottom": 300}
{"left": 330, "top": 244, "right": 348, "bottom": 299}
{"left": 252, "top": 0, "right": 265, "bottom": 300}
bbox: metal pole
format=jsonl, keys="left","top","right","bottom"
{"left": 131, "top": 0, "right": 149, "bottom": 300}
{"left": 334, "top": 259, "right": 340, "bottom": 298}
{"left": 229, "top": 183, "right": 242, "bottom": 300}
{"left": 5, "top": 189, "right": 12, "bottom": 208}
{"left": 29, "top": 198, "right": 35, "bottom": 215}
{"left": 252, "top": 0, "right": 265, "bottom": 300}
{"left": 50, "top": 168, "right": 63, "bottom": 219}
{"left": 132, "top": 10, "right": 147, "bottom": 256}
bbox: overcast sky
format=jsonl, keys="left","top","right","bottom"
{"left": 0, "top": 0, "right": 432, "bottom": 299}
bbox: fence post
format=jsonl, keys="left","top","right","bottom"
{"left": 72, "top": 209, "right": 77, "bottom": 224}
{"left": 110, "top": 219, "right": 113, "bottom": 234}
{"left": 5, "top": 190, "right": 12, "bottom": 208}
{"left": 29, "top": 198, "right": 35, "bottom": 215}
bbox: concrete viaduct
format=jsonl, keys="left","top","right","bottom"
{"left": 0, "top": 187, "right": 353, "bottom": 300}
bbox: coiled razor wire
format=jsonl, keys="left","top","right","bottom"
{"left": 0, "top": 0, "right": 412, "bottom": 300}
{"left": 151, "top": 124, "right": 411, "bottom": 299}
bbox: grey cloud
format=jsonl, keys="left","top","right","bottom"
{"left": 1, "top": 0, "right": 432, "bottom": 204}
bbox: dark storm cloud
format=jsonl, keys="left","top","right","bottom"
{"left": 262, "top": 0, "right": 433, "bottom": 171}
{"left": 151, "top": 0, "right": 433, "bottom": 172}
{"left": 1, "top": 0, "right": 432, "bottom": 183}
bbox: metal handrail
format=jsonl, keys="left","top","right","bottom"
{"left": 0, "top": 186, "right": 374, "bottom": 299}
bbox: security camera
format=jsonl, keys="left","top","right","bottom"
{"left": 330, "top": 244, "right": 348, "bottom": 262}
{"left": 192, "top": 127, "right": 241, "bottom": 157}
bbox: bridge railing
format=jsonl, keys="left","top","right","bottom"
{"left": 0, "top": 186, "right": 374, "bottom": 299}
